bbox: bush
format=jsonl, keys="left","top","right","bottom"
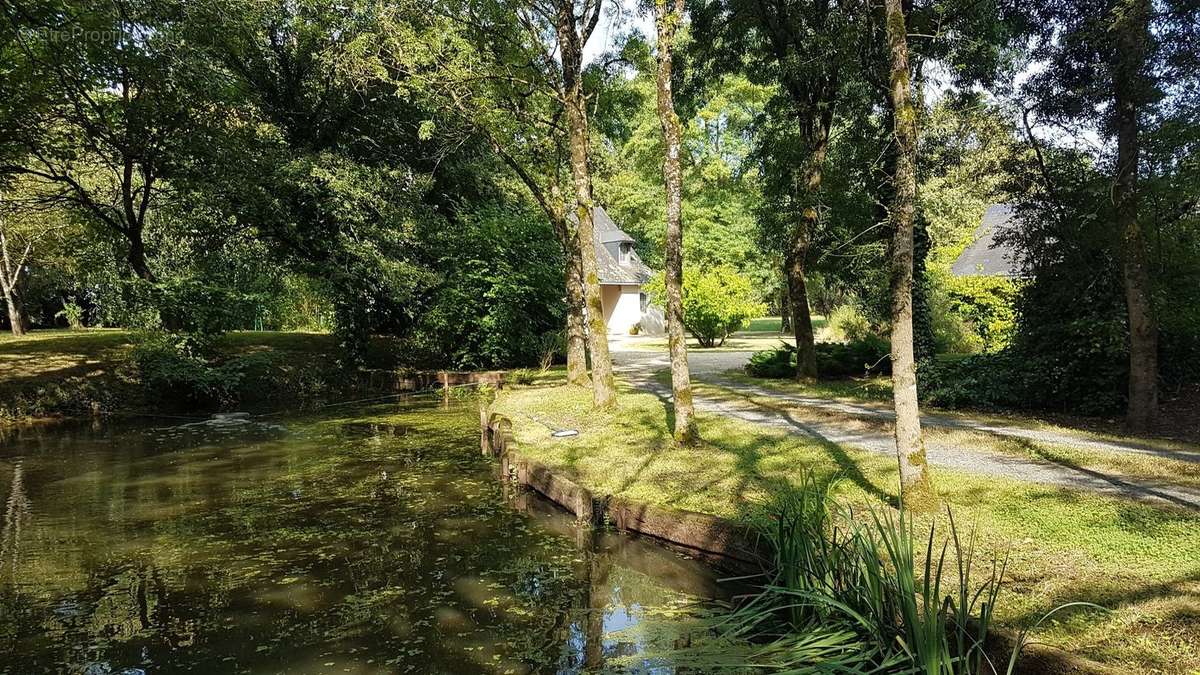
{"left": 918, "top": 353, "right": 1025, "bottom": 410}
{"left": 942, "top": 274, "right": 1017, "bottom": 353}
{"left": 407, "top": 206, "right": 567, "bottom": 369}
{"left": 55, "top": 300, "right": 86, "bottom": 329}
{"left": 649, "top": 265, "right": 766, "bottom": 347}
{"left": 746, "top": 336, "right": 891, "bottom": 379}
{"left": 130, "top": 335, "right": 246, "bottom": 408}
{"left": 918, "top": 347, "right": 1125, "bottom": 416}
{"left": 818, "top": 303, "right": 872, "bottom": 343}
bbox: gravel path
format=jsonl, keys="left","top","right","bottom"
{"left": 610, "top": 346, "right": 1200, "bottom": 509}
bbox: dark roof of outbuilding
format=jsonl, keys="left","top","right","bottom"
{"left": 571, "top": 206, "right": 653, "bottom": 285}
{"left": 950, "top": 204, "right": 1023, "bottom": 278}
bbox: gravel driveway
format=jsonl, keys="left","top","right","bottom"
{"left": 608, "top": 340, "right": 1200, "bottom": 509}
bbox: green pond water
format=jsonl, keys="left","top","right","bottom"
{"left": 0, "top": 400, "right": 730, "bottom": 674}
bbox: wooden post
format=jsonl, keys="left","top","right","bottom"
{"left": 480, "top": 405, "right": 491, "bottom": 456}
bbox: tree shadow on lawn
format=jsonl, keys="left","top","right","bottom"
{"left": 999, "top": 566, "right": 1200, "bottom": 665}
{"left": 1002, "top": 436, "right": 1200, "bottom": 510}
{"left": 691, "top": 384, "right": 897, "bottom": 508}
{"left": 637, "top": 377, "right": 897, "bottom": 512}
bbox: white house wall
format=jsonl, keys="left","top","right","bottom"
{"left": 601, "top": 284, "right": 643, "bottom": 334}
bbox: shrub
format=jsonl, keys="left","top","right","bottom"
{"left": 927, "top": 277, "right": 985, "bottom": 354}
{"left": 408, "top": 206, "right": 566, "bottom": 369}
{"left": 130, "top": 335, "right": 245, "bottom": 408}
{"left": 745, "top": 336, "right": 891, "bottom": 379}
{"left": 919, "top": 348, "right": 1126, "bottom": 416}
{"left": 55, "top": 300, "right": 86, "bottom": 329}
{"left": 508, "top": 368, "right": 538, "bottom": 386}
{"left": 818, "top": 303, "right": 872, "bottom": 343}
{"left": 942, "top": 274, "right": 1018, "bottom": 353}
{"left": 648, "top": 265, "right": 766, "bottom": 347}
{"left": 918, "top": 353, "right": 1025, "bottom": 410}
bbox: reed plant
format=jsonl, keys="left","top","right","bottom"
{"left": 677, "top": 472, "right": 1101, "bottom": 674}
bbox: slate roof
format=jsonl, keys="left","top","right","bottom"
{"left": 571, "top": 206, "right": 653, "bottom": 285}
{"left": 951, "top": 204, "right": 1023, "bottom": 278}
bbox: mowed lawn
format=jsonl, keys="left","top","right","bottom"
{"left": 493, "top": 375, "right": 1200, "bottom": 674}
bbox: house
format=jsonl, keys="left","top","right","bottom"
{"left": 951, "top": 204, "right": 1023, "bottom": 278}
{"left": 579, "top": 206, "right": 659, "bottom": 335}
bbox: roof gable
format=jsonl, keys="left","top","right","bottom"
{"left": 951, "top": 204, "right": 1023, "bottom": 278}
{"left": 570, "top": 206, "right": 653, "bottom": 285}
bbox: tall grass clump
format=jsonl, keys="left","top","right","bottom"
{"left": 677, "top": 473, "right": 1100, "bottom": 673}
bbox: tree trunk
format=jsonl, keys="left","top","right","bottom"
{"left": 654, "top": 0, "right": 697, "bottom": 444}
{"left": 554, "top": 2, "right": 616, "bottom": 409}
{"left": 786, "top": 250, "right": 818, "bottom": 379}
{"left": 0, "top": 228, "right": 30, "bottom": 336}
{"left": 780, "top": 280, "right": 792, "bottom": 333}
{"left": 553, "top": 213, "right": 591, "bottom": 386}
{"left": 1113, "top": 0, "right": 1158, "bottom": 432}
{"left": 884, "top": 0, "right": 936, "bottom": 512}
{"left": 787, "top": 135, "right": 829, "bottom": 380}
{"left": 126, "top": 229, "right": 155, "bottom": 282}
{"left": 3, "top": 286, "right": 28, "bottom": 336}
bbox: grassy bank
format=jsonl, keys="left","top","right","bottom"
{"left": 0, "top": 329, "right": 404, "bottom": 421}
{"left": 493, "top": 376, "right": 1200, "bottom": 673}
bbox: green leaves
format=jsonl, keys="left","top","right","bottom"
{"left": 648, "top": 265, "right": 765, "bottom": 347}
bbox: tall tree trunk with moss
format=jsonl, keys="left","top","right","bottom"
{"left": 653, "top": 0, "right": 697, "bottom": 443}
{"left": 1112, "top": 0, "right": 1157, "bottom": 432}
{"left": 554, "top": 0, "right": 616, "bottom": 408}
{"left": 551, "top": 211, "right": 591, "bottom": 386}
{"left": 884, "top": 0, "right": 936, "bottom": 511}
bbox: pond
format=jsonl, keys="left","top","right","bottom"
{"left": 0, "top": 400, "right": 732, "bottom": 674}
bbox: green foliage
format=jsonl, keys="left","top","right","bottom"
{"left": 819, "top": 303, "right": 872, "bottom": 343}
{"left": 155, "top": 278, "right": 259, "bottom": 337}
{"left": 407, "top": 206, "right": 566, "bottom": 369}
{"left": 918, "top": 353, "right": 1025, "bottom": 410}
{"left": 746, "top": 336, "right": 891, "bottom": 379}
{"left": 649, "top": 266, "right": 765, "bottom": 348}
{"left": 942, "top": 275, "right": 1018, "bottom": 352}
{"left": 594, "top": 68, "right": 776, "bottom": 302}
{"left": 928, "top": 286, "right": 984, "bottom": 355}
{"left": 54, "top": 300, "right": 85, "bottom": 330}
{"left": 129, "top": 334, "right": 246, "bottom": 408}
{"left": 264, "top": 275, "right": 335, "bottom": 332}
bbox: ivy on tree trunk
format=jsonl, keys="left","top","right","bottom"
{"left": 1112, "top": 0, "right": 1158, "bottom": 432}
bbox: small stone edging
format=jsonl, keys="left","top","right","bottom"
{"left": 362, "top": 369, "right": 506, "bottom": 395}
{"left": 480, "top": 409, "right": 767, "bottom": 570}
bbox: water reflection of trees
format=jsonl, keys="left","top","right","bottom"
{"left": 1, "top": 406, "right": 713, "bottom": 672}
{"left": 1, "top": 462, "right": 31, "bottom": 582}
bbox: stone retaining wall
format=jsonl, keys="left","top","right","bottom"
{"left": 481, "top": 410, "right": 767, "bottom": 569}
{"left": 361, "top": 369, "right": 506, "bottom": 395}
